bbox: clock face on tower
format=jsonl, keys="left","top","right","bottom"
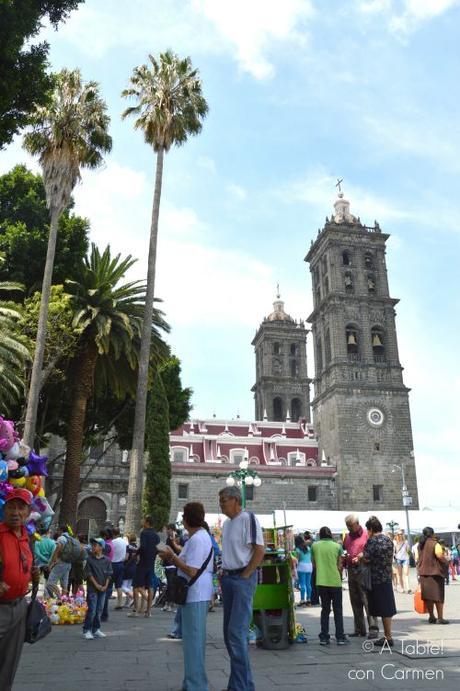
{"left": 367, "top": 407, "right": 384, "bottom": 427}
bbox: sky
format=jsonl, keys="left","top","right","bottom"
{"left": 2, "top": 0, "right": 460, "bottom": 509}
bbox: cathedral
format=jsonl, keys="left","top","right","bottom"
{"left": 46, "top": 189, "right": 419, "bottom": 532}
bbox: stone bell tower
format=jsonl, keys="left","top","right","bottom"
{"left": 251, "top": 291, "right": 311, "bottom": 422}
{"left": 305, "top": 188, "right": 418, "bottom": 510}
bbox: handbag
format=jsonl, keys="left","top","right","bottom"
{"left": 414, "top": 586, "right": 427, "bottom": 614}
{"left": 171, "top": 546, "right": 213, "bottom": 606}
{"left": 356, "top": 563, "right": 372, "bottom": 591}
{"left": 24, "top": 584, "right": 52, "bottom": 644}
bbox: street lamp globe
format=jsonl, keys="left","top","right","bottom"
{"left": 239, "top": 459, "right": 249, "bottom": 470}
{"left": 226, "top": 476, "right": 235, "bottom": 487}
{"left": 253, "top": 476, "right": 262, "bottom": 487}
{"left": 244, "top": 475, "right": 254, "bottom": 485}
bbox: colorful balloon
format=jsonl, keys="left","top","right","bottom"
{"left": 0, "top": 460, "right": 8, "bottom": 482}
{"left": 26, "top": 451, "right": 48, "bottom": 477}
{"left": 25, "top": 475, "right": 42, "bottom": 496}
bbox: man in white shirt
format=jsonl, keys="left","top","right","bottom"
{"left": 111, "top": 527, "right": 128, "bottom": 609}
{"left": 219, "top": 486, "right": 265, "bottom": 691}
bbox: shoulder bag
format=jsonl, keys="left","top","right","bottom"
{"left": 25, "top": 583, "right": 52, "bottom": 644}
{"left": 171, "top": 546, "right": 213, "bottom": 606}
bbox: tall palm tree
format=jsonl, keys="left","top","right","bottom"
{"left": 59, "top": 244, "right": 169, "bottom": 526}
{"left": 121, "top": 51, "right": 208, "bottom": 532}
{"left": 0, "top": 255, "right": 30, "bottom": 411}
{"left": 22, "top": 68, "right": 112, "bottom": 448}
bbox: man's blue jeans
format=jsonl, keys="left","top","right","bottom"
{"left": 221, "top": 572, "right": 257, "bottom": 691}
{"left": 83, "top": 590, "right": 106, "bottom": 633}
{"left": 181, "top": 600, "right": 209, "bottom": 691}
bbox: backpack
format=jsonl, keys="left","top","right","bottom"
{"left": 60, "top": 534, "right": 85, "bottom": 563}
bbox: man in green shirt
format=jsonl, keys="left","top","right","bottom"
{"left": 311, "top": 527, "right": 348, "bottom": 645}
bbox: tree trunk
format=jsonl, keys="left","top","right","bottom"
{"left": 23, "top": 208, "right": 61, "bottom": 448}
{"left": 125, "top": 146, "right": 164, "bottom": 533}
{"left": 59, "top": 342, "right": 98, "bottom": 528}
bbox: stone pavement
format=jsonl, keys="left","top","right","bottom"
{"left": 14, "top": 572, "right": 460, "bottom": 691}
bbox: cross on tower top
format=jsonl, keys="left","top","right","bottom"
{"left": 276, "top": 282, "right": 280, "bottom": 299}
{"left": 335, "top": 178, "right": 343, "bottom": 195}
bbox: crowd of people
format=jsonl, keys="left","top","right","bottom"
{"left": 0, "top": 484, "right": 458, "bottom": 691}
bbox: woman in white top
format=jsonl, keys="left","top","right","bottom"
{"left": 393, "top": 531, "right": 411, "bottom": 593}
{"left": 159, "top": 502, "right": 213, "bottom": 691}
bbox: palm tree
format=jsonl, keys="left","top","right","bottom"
{"left": 22, "top": 68, "right": 112, "bottom": 448}
{"left": 121, "top": 50, "right": 208, "bottom": 532}
{"left": 59, "top": 244, "right": 169, "bottom": 526}
{"left": 0, "top": 255, "right": 30, "bottom": 411}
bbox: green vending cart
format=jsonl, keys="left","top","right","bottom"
{"left": 252, "top": 526, "right": 296, "bottom": 649}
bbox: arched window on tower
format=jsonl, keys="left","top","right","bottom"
{"left": 325, "top": 329, "right": 332, "bottom": 364}
{"left": 371, "top": 327, "right": 386, "bottom": 363}
{"left": 290, "top": 359, "right": 298, "bottom": 377}
{"left": 346, "top": 325, "right": 360, "bottom": 361}
{"left": 273, "top": 397, "right": 284, "bottom": 422}
{"left": 273, "top": 342, "right": 281, "bottom": 355}
{"left": 364, "top": 251, "right": 374, "bottom": 270}
{"left": 344, "top": 271, "right": 354, "bottom": 293}
{"left": 291, "top": 398, "right": 302, "bottom": 422}
{"left": 316, "top": 336, "right": 323, "bottom": 372}
{"left": 290, "top": 343, "right": 298, "bottom": 356}
{"left": 342, "top": 250, "right": 352, "bottom": 266}
{"left": 367, "top": 272, "right": 376, "bottom": 294}
{"left": 314, "top": 267, "right": 321, "bottom": 303}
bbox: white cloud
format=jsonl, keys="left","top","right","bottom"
{"left": 280, "top": 169, "right": 414, "bottom": 224}
{"left": 192, "top": 0, "right": 314, "bottom": 79}
{"left": 69, "top": 159, "right": 283, "bottom": 329}
{"left": 40, "top": 0, "right": 315, "bottom": 80}
{"left": 227, "top": 183, "right": 247, "bottom": 201}
{"left": 355, "top": 0, "right": 460, "bottom": 34}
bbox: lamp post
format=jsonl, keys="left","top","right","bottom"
{"left": 226, "top": 453, "right": 262, "bottom": 509}
{"left": 386, "top": 520, "right": 399, "bottom": 539}
{"left": 392, "top": 463, "right": 413, "bottom": 549}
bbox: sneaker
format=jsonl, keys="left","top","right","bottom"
{"left": 93, "top": 629, "right": 106, "bottom": 638}
{"left": 167, "top": 633, "right": 182, "bottom": 639}
{"left": 337, "top": 638, "right": 350, "bottom": 645}
{"left": 428, "top": 616, "right": 437, "bottom": 624}
{"left": 83, "top": 631, "right": 94, "bottom": 640}
{"left": 437, "top": 619, "right": 450, "bottom": 624}
{"left": 127, "top": 611, "right": 139, "bottom": 617}
{"left": 319, "top": 639, "right": 330, "bottom": 646}
{"left": 367, "top": 628, "right": 379, "bottom": 640}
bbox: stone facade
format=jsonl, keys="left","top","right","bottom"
{"left": 305, "top": 192, "right": 419, "bottom": 510}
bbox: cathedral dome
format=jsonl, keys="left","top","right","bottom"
{"left": 266, "top": 296, "right": 294, "bottom": 322}
{"left": 332, "top": 192, "right": 357, "bottom": 224}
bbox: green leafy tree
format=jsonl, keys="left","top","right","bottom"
{"left": 0, "top": 1, "right": 83, "bottom": 148}
{"left": 160, "top": 356, "right": 192, "bottom": 431}
{"left": 0, "top": 165, "right": 89, "bottom": 293}
{"left": 20, "top": 285, "right": 79, "bottom": 392}
{"left": 122, "top": 51, "right": 208, "bottom": 532}
{"left": 59, "top": 244, "right": 169, "bottom": 527}
{"left": 0, "top": 255, "right": 30, "bottom": 411}
{"left": 144, "top": 368, "right": 171, "bottom": 530}
{"left": 22, "top": 69, "right": 112, "bottom": 447}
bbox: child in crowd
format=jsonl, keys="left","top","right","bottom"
{"left": 83, "top": 537, "right": 113, "bottom": 640}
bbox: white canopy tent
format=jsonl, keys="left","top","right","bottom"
{"left": 272, "top": 510, "right": 460, "bottom": 536}
{"left": 177, "top": 510, "right": 459, "bottom": 538}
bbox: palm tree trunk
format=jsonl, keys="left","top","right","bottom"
{"left": 125, "top": 145, "right": 164, "bottom": 533}
{"left": 23, "top": 208, "right": 60, "bottom": 448}
{"left": 59, "top": 342, "right": 98, "bottom": 527}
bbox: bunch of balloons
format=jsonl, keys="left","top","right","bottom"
{"left": 0, "top": 416, "right": 54, "bottom": 535}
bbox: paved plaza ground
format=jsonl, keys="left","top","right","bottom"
{"left": 14, "top": 572, "right": 460, "bottom": 691}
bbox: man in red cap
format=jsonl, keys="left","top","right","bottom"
{"left": 0, "top": 488, "right": 39, "bottom": 690}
